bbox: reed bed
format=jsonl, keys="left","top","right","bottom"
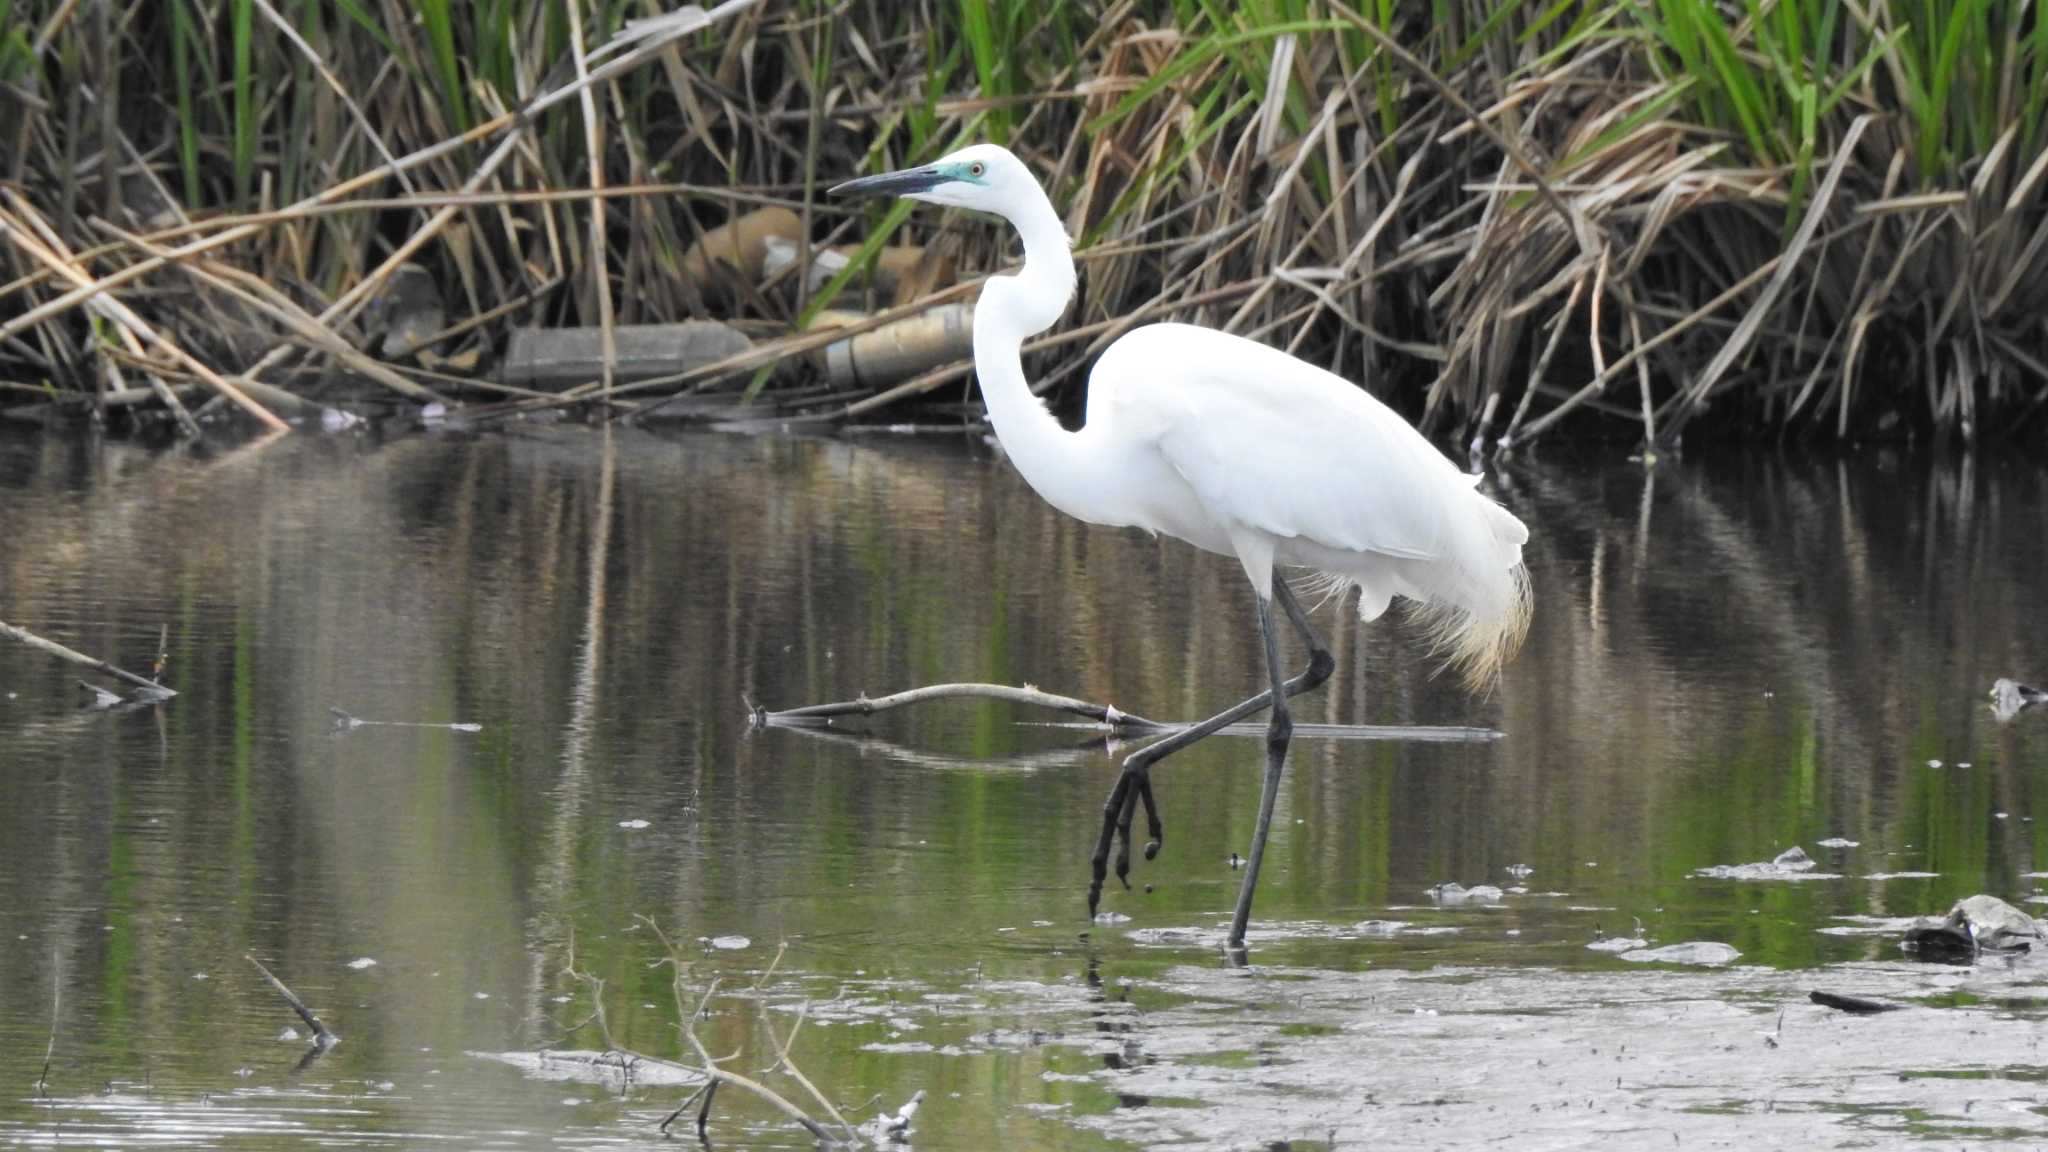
{"left": 2, "top": 0, "right": 2046, "bottom": 447}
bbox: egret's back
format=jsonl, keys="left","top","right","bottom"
{"left": 1085, "top": 324, "right": 1530, "bottom": 689}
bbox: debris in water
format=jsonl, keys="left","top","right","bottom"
{"left": 1809, "top": 990, "right": 1904, "bottom": 1014}
{"left": 320, "top": 407, "right": 363, "bottom": 433}
{"left": 1927, "top": 758, "right": 1944, "bottom": 768}
{"left": 1505, "top": 864, "right": 1534, "bottom": 879}
{"left": 473, "top": 1049, "right": 699, "bottom": 1088}
{"left": 1902, "top": 895, "right": 2043, "bottom": 962}
{"left": 1619, "top": 941, "right": 1741, "bottom": 966}
{"left": 1587, "top": 936, "right": 1649, "bottom": 953}
{"left": 1694, "top": 846, "right": 1839, "bottom": 881}
{"left": 247, "top": 954, "right": 339, "bottom": 1051}
{"left": 866, "top": 1089, "right": 924, "bottom": 1141}
{"left": 331, "top": 708, "right": 481, "bottom": 733}
{"left": 617, "top": 819, "right": 651, "bottom": 829}
{"left": 277, "top": 1028, "right": 301, "bottom": 1042}
{"left": 1427, "top": 883, "right": 1503, "bottom": 905}
{"left": 347, "top": 957, "right": 378, "bottom": 970}
{"left": 708, "top": 935, "right": 751, "bottom": 950}
{"left": 78, "top": 682, "right": 124, "bottom": 710}
{"left": 1990, "top": 678, "right": 2048, "bottom": 722}
{"left": 1816, "top": 837, "right": 1859, "bottom": 849}
{"left": 1092, "top": 912, "right": 1131, "bottom": 925}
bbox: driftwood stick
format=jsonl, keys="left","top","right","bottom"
{"left": 245, "top": 954, "right": 337, "bottom": 1048}
{"left": 750, "top": 682, "right": 1164, "bottom": 730}
{"left": 753, "top": 684, "right": 1504, "bottom": 742}
{"left": 679, "top": 979, "right": 838, "bottom": 1144}
{"left": 763, "top": 1000, "right": 851, "bottom": 1133}
{"left": 0, "top": 617, "right": 174, "bottom": 698}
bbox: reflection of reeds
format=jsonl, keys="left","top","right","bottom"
{"left": 9, "top": 431, "right": 2048, "bottom": 1071}
{"left": 6, "top": 3, "right": 2048, "bottom": 440}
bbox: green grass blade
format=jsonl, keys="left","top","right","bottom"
{"left": 417, "top": 0, "right": 469, "bottom": 133}
{"left": 231, "top": 0, "right": 254, "bottom": 206}
{"left": 171, "top": 0, "right": 200, "bottom": 205}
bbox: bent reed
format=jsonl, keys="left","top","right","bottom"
{"left": 2, "top": 0, "right": 2044, "bottom": 446}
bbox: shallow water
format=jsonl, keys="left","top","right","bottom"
{"left": 1, "top": 427, "right": 2046, "bottom": 1148}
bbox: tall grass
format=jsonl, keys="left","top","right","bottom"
{"left": 1, "top": 1, "right": 2046, "bottom": 446}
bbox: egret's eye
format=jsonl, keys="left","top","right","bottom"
{"left": 968, "top": 161, "right": 986, "bottom": 178}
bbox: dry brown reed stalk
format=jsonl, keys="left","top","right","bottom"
{"left": 561, "top": 0, "right": 616, "bottom": 398}
{"left": 5, "top": 1, "right": 2048, "bottom": 444}
{"left": 0, "top": 198, "right": 288, "bottom": 431}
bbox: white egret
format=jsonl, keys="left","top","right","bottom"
{"left": 831, "top": 144, "right": 1530, "bottom": 950}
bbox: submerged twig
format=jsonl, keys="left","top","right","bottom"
{"left": 245, "top": 954, "right": 337, "bottom": 1049}
{"left": 657, "top": 1080, "right": 715, "bottom": 1139}
{"left": 749, "top": 682, "right": 1162, "bottom": 730}
{"left": 330, "top": 708, "right": 481, "bottom": 733}
{"left": 751, "top": 683, "right": 1500, "bottom": 743}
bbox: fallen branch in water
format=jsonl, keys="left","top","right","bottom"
{"left": 760, "top": 999, "right": 851, "bottom": 1134}
{"left": 749, "top": 682, "right": 1163, "bottom": 730}
{"left": 245, "top": 954, "right": 338, "bottom": 1049}
{"left": 0, "top": 617, "right": 175, "bottom": 700}
{"left": 678, "top": 978, "right": 839, "bottom": 1142}
{"left": 751, "top": 684, "right": 1502, "bottom": 743}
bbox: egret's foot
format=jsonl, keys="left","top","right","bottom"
{"left": 1087, "top": 770, "right": 1137, "bottom": 918}
{"left": 1112, "top": 768, "right": 1141, "bottom": 890}
{"left": 1137, "top": 772, "right": 1162, "bottom": 861}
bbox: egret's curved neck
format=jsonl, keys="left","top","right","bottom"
{"left": 974, "top": 191, "right": 1099, "bottom": 521}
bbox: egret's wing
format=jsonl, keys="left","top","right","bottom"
{"left": 1092, "top": 324, "right": 1465, "bottom": 562}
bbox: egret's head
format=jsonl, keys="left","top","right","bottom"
{"left": 828, "top": 144, "right": 1035, "bottom": 216}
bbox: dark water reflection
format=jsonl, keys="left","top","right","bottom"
{"left": 1, "top": 428, "right": 2046, "bottom": 1147}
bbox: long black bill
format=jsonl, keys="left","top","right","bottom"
{"left": 828, "top": 166, "right": 947, "bottom": 199}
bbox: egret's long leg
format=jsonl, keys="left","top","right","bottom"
{"left": 1087, "top": 577, "right": 1332, "bottom": 919}
{"left": 1109, "top": 579, "right": 1326, "bottom": 876}
{"left": 1228, "top": 580, "right": 1295, "bottom": 951}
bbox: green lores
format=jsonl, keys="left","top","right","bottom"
{"left": 936, "top": 160, "right": 991, "bottom": 186}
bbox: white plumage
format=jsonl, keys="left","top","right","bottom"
{"left": 1082, "top": 322, "right": 1529, "bottom": 687}
{"left": 831, "top": 142, "right": 1531, "bottom": 947}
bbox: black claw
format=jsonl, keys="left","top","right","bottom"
{"left": 1088, "top": 771, "right": 1135, "bottom": 920}
{"left": 1135, "top": 772, "right": 1162, "bottom": 861}
{"left": 1113, "top": 775, "right": 1140, "bottom": 886}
